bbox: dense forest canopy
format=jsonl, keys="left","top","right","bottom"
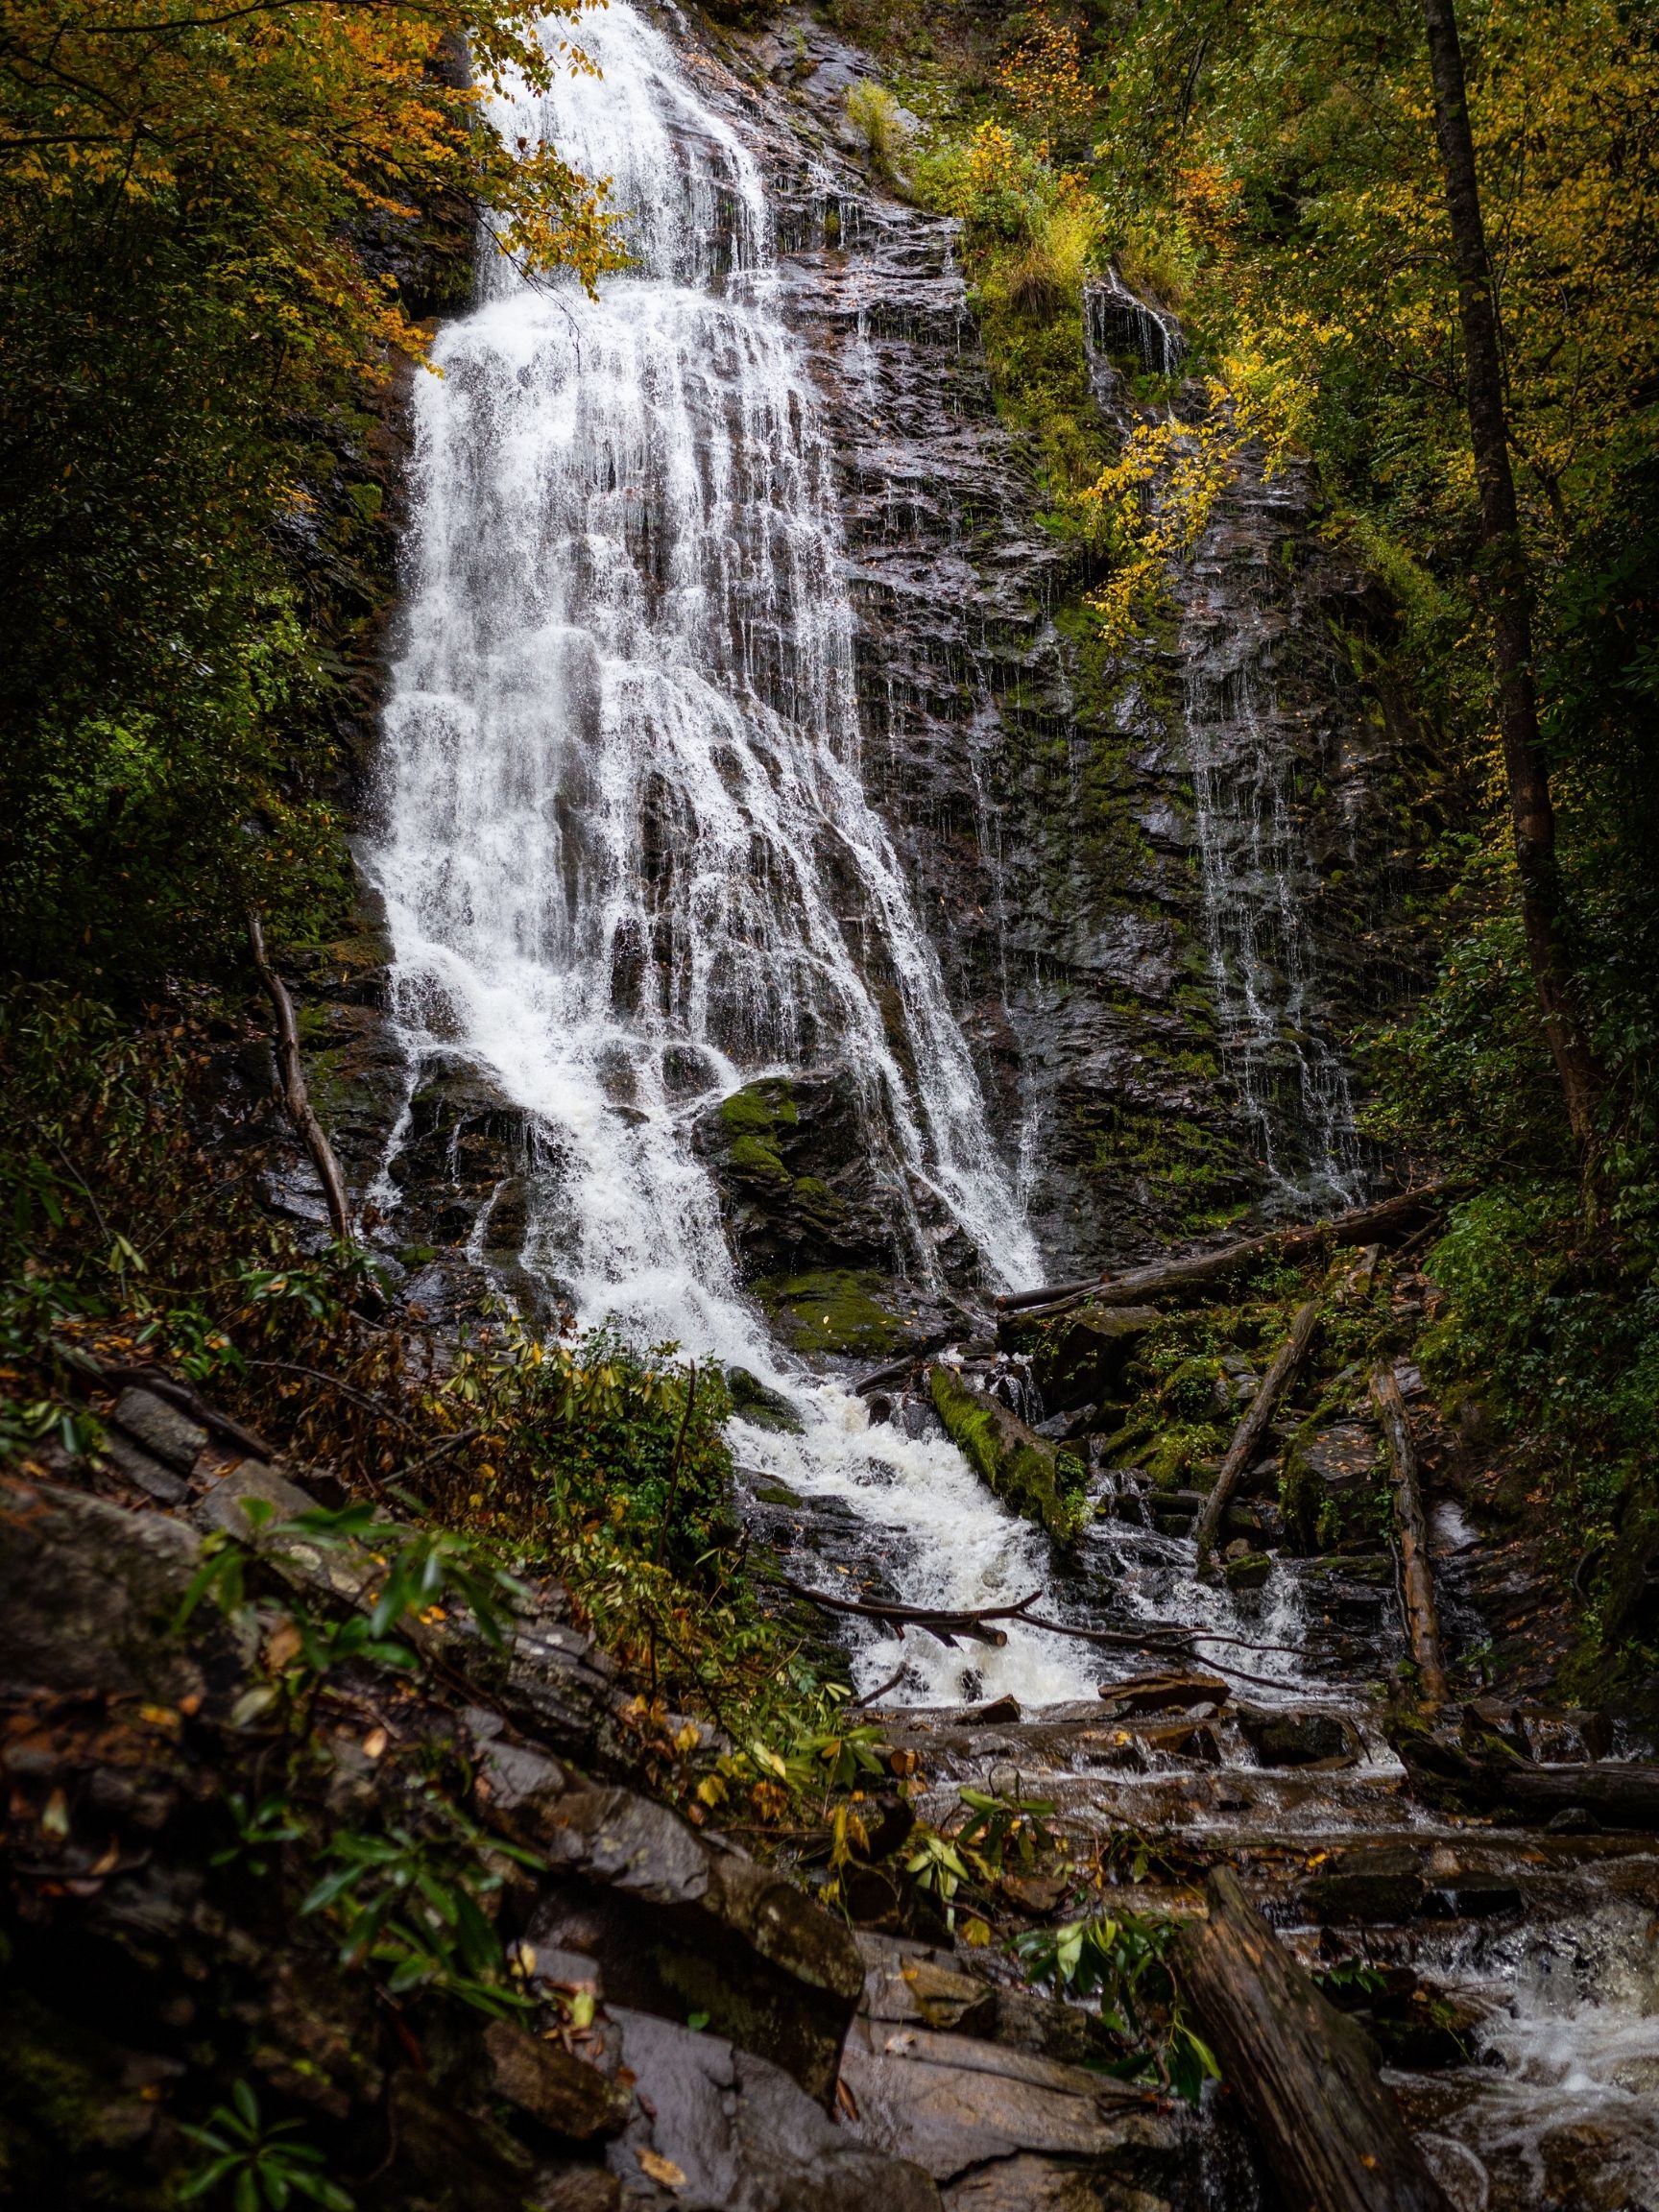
{"left": 0, "top": 0, "right": 619, "bottom": 984}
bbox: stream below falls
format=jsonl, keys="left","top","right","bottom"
{"left": 367, "top": 8, "right": 1659, "bottom": 2205}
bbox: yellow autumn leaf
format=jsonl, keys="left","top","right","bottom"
{"left": 636, "top": 2148, "right": 685, "bottom": 2191}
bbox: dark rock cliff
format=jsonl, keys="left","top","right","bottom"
{"left": 287, "top": 1, "right": 1434, "bottom": 1329}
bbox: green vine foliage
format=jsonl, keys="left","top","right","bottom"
{"left": 180, "top": 2081, "right": 352, "bottom": 2212}
{"left": 1016, "top": 1912, "right": 1219, "bottom": 2106}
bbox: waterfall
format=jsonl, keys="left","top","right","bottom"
{"left": 1085, "top": 269, "right": 1184, "bottom": 380}
{"left": 1185, "top": 654, "right": 1365, "bottom": 1211}
{"left": 1171, "top": 411, "right": 1366, "bottom": 1213}
{"left": 370, "top": 0, "right": 1085, "bottom": 1703}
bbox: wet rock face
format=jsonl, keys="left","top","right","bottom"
{"left": 693, "top": 1070, "right": 906, "bottom": 1278}
{"left": 733, "top": 14, "right": 1428, "bottom": 1269}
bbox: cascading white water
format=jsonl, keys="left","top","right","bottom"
{"left": 370, "top": 0, "right": 1086, "bottom": 1703}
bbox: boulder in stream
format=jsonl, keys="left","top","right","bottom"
{"left": 1235, "top": 1705, "right": 1356, "bottom": 1767}
{"left": 998, "top": 1302, "right": 1161, "bottom": 1412}
{"left": 1096, "top": 1671, "right": 1231, "bottom": 1716}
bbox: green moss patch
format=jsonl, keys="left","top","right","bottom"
{"left": 928, "top": 1365, "right": 1087, "bottom": 1544}
{"left": 757, "top": 1270, "right": 911, "bottom": 1358}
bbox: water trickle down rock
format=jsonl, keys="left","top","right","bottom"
{"left": 755, "top": 70, "right": 1425, "bottom": 1278}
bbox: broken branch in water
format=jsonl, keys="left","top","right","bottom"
{"left": 1191, "top": 1293, "right": 1324, "bottom": 1570}
{"left": 781, "top": 1576, "right": 1318, "bottom": 1677}
{"left": 1372, "top": 1360, "right": 1449, "bottom": 1707}
{"left": 780, "top": 1577, "right": 1046, "bottom": 1647}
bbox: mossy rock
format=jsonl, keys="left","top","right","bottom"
{"left": 717, "top": 1079, "right": 798, "bottom": 1180}
{"left": 757, "top": 1271, "right": 912, "bottom": 1358}
{"left": 727, "top": 1133, "right": 793, "bottom": 1185}
{"left": 719, "top": 1079, "right": 798, "bottom": 1133}
{"left": 1222, "top": 1550, "right": 1272, "bottom": 1593}
{"left": 1280, "top": 1419, "right": 1385, "bottom": 1554}
{"left": 699, "top": 1074, "right": 898, "bottom": 1277}
{"left": 1000, "top": 1301, "right": 1161, "bottom": 1413}
{"left": 726, "top": 1366, "right": 805, "bottom": 1435}
{"left": 927, "top": 1365, "right": 1087, "bottom": 1545}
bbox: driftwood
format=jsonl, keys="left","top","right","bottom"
{"left": 247, "top": 905, "right": 354, "bottom": 1245}
{"left": 1371, "top": 1363, "right": 1448, "bottom": 1705}
{"left": 1178, "top": 1868, "right": 1452, "bottom": 2212}
{"left": 781, "top": 1578, "right": 1038, "bottom": 1648}
{"left": 1394, "top": 1730, "right": 1659, "bottom": 1829}
{"left": 996, "top": 1185, "right": 1449, "bottom": 1317}
{"left": 1191, "top": 1296, "right": 1322, "bottom": 1569}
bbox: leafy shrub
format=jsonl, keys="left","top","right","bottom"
{"left": 845, "top": 82, "right": 914, "bottom": 189}
{"left": 1016, "top": 1911, "right": 1219, "bottom": 2105}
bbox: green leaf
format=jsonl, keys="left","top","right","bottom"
{"left": 178, "top": 2156, "right": 234, "bottom": 2198}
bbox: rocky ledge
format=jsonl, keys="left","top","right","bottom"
{"left": 0, "top": 1382, "right": 1204, "bottom": 2212}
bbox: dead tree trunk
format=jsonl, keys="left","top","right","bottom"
{"left": 1179, "top": 1868, "right": 1452, "bottom": 2212}
{"left": 1191, "top": 1297, "right": 1322, "bottom": 1570}
{"left": 1392, "top": 1727, "right": 1659, "bottom": 1828}
{"left": 1371, "top": 1363, "right": 1449, "bottom": 1706}
{"left": 996, "top": 1185, "right": 1449, "bottom": 1317}
{"left": 246, "top": 905, "right": 354, "bottom": 1246}
{"left": 1418, "top": 0, "right": 1601, "bottom": 1143}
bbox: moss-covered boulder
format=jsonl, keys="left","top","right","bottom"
{"left": 726, "top": 1365, "right": 805, "bottom": 1434}
{"left": 758, "top": 1269, "right": 922, "bottom": 1358}
{"left": 694, "top": 1070, "right": 903, "bottom": 1279}
{"left": 1280, "top": 1419, "right": 1384, "bottom": 1554}
{"left": 1000, "top": 1300, "right": 1161, "bottom": 1413}
{"left": 926, "top": 1367, "right": 1088, "bottom": 1544}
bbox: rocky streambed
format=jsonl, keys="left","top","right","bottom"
{"left": 7, "top": 1348, "right": 1658, "bottom": 2212}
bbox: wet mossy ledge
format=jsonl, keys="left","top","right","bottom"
{"left": 694, "top": 1074, "right": 909, "bottom": 1286}
{"left": 926, "top": 1363, "right": 1088, "bottom": 1545}
{"left": 758, "top": 1268, "right": 919, "bottom": 1358}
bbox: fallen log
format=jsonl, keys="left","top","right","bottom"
{"left": 780, "top": 1578, "right": 1038, "bottom": 1648}
{"left": 1392, "top": 1727, "right": 1659, "bottom": 1829}
{"left": 1178, "top": 1867, "right": 1452, "bottom": 2212}
{"left": 247, "top": 904, "right": 355, "bottom": 1246}
{"left": 1191, "top": 1295, "right": 1322, "bottom": 1569}
{"left": 1371, "top": 1362, "right": 1448, "bottom": 1706}
{"left": 853, "top": 1334, "right": 953, "bottom": 1397}
{"left": 996, "top": 1184, "right": 1450, "bottom": 1315}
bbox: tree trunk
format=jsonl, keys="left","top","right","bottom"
{"left": 1418, "top": 0, "right": 1601, "bottom": 1143}
{"left": 1191, "top": 1296, "right": 1322, "bottom": 1569}
{"left": 1178, "top": 1868, "right": 1452, "bottom": 2212}
{"left": 996, "top": 1185, "right": 1449, "bottom": 1317}
{"left": 1371, "top": 1363, "right": 1449, "bottom": 1707}
{"left": 246, "top": 905, "right": 355, "bottom": 1246}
